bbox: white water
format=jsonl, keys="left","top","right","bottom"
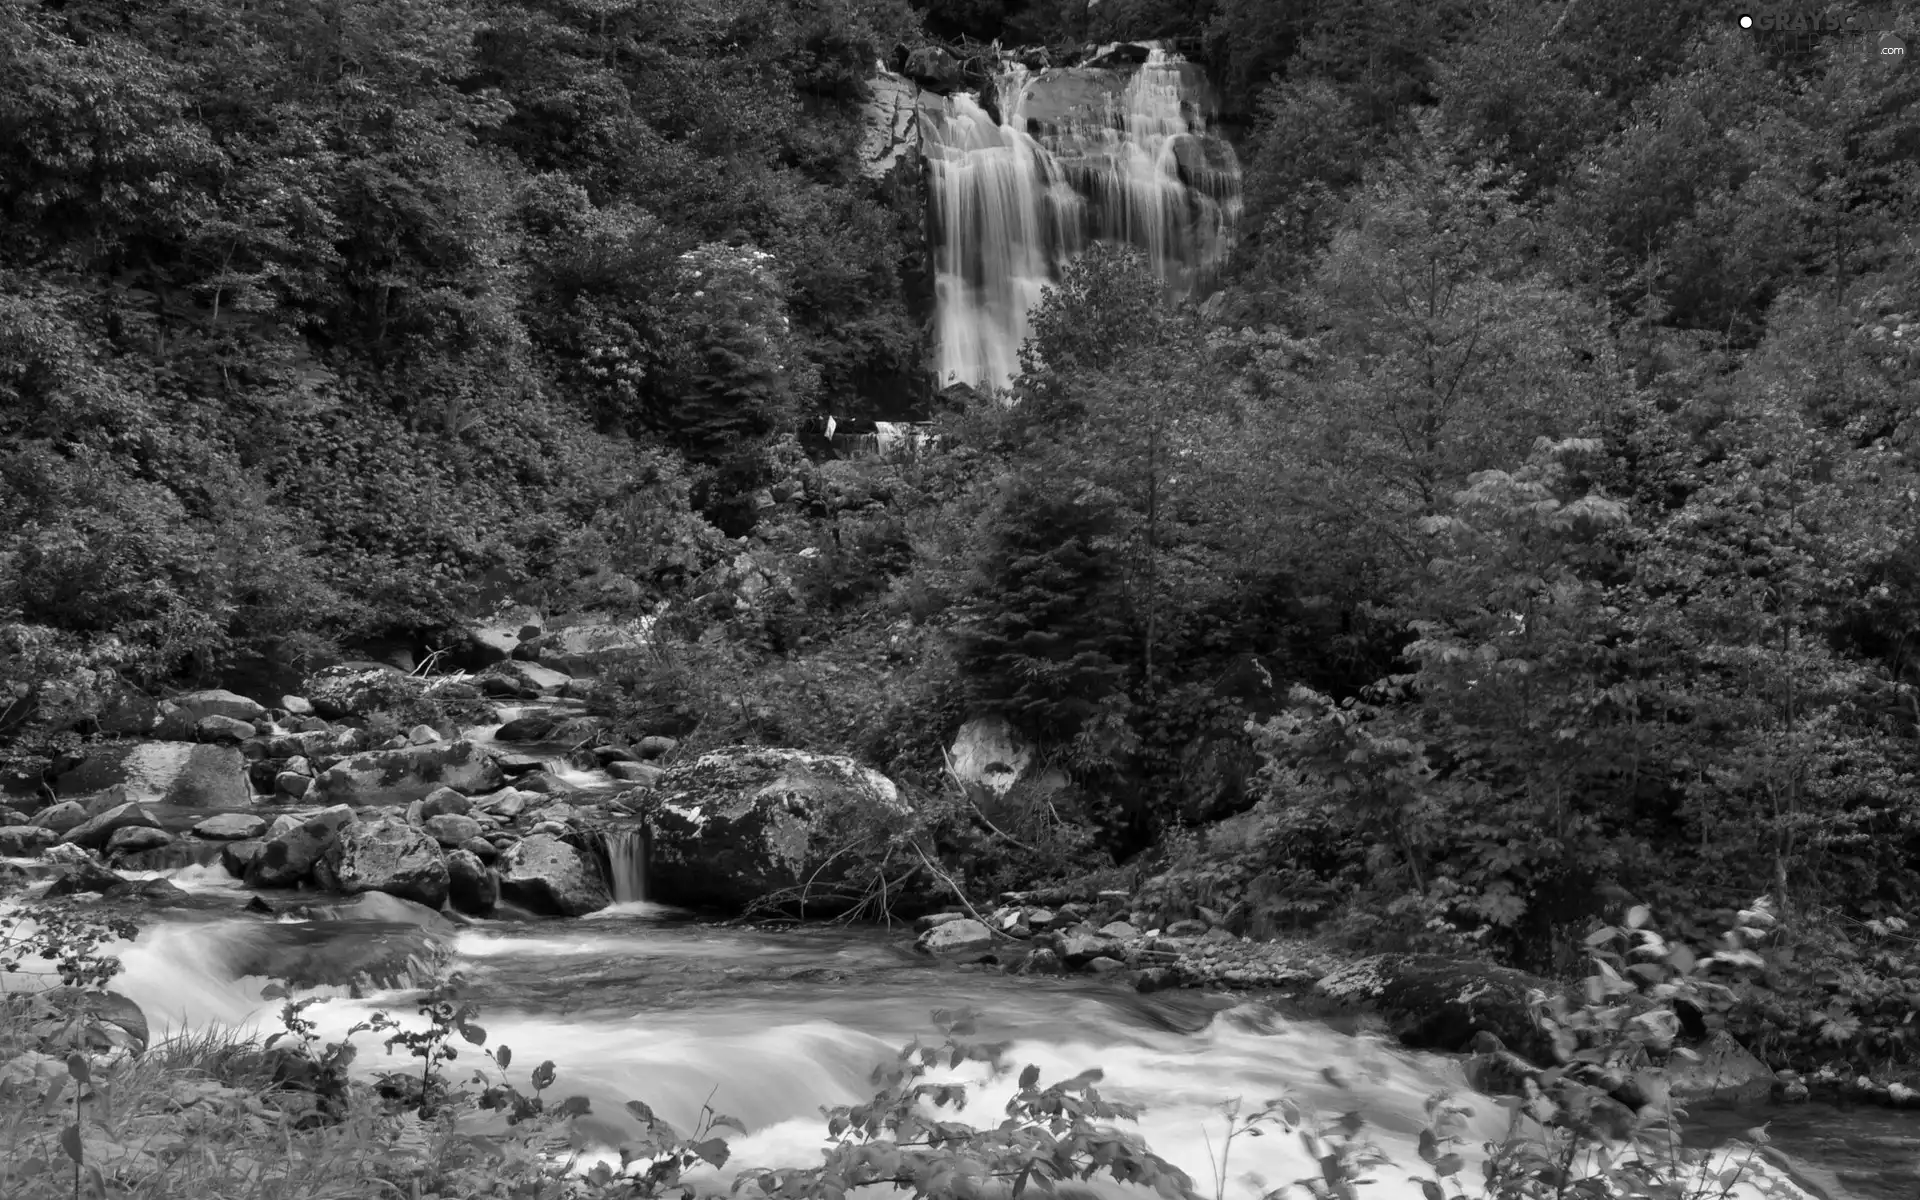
{"left": 63, "top": 907, "right": 1829, "bottom": 1200}
{"left": 605, "top": 828, "right": 647, "bottom": 903}
{"left": 920, "top": 45, "right": 1242, "bottom": 391}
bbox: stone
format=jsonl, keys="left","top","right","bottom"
{"left": 904, "top": 45, "right": 962, "bottom": 90}
{"left": 1054, "top": 928, "right": 1124, "bottom": 967}
{"left": 914, "top": 911, "right": 968, "bottom": 934}
{"left": 105, "top": 826, "right": 174, "bottom": 857}
{"left": 31, "top": 800, "right": 88, "bottom": 834}
{"left": 591, "top": 745, "right": 638, "bottom": 765}
{"left": 915, "top": 918, "right": 995, "bottom": 962}
{"left": 193, "top": 813, "right": 266, "bottom": 840}
{"left": 489, "top": 661, "right": 571, "bottom": 693}
{"left": 460, "top": 836, "right": 499, "bottom": 864}
{"left": 323, "top": 816, "right": 449, "bottom": 909}
{"left": 549, "top": 716, "right": 606, "bottom": 745}
{"left": 1017, "top": 948, "right": 1065, "bottom": 976}
{"left": 221, "top": 839, "right": 266, "bottom": 878}
{"left": 58, "top": 801, "right": 162, "bottom": 851}
{"left": 423, "top": 813, "right": 483, "bottom": 847}
{"left": 407, "top": 724, "right": 441, "bottom": 745}
{"left": 492, "top": 753, "right": 543, "bottom": 777}
{"left": 948, "top": 716, "right": 1032, "bottom": 797}
{"left": 1083, "top": 956, "right": 1127, "bottom": 975}
{"left": 1315, "top": 955, "right": 1554, "bottom": 1063}
{"left": 446, "top": 849, "right": 498, "bottom": 915}
{"left": 45, "top": 857, "right": 126, "bottom": 897}
{"left": 497, "top": 834, "right": 611, "bottom": 916}
{"left": 539, "top": 617, "right": 653, "bottom": 676}
{"left": 266, "top": 814, "right": 300, "bottom": 840}
{"left": 173, "top": 688, "right": 269, "bottom": 725}
{"left": 479, "top": 790, "right": 530, "bottom": 819}
{"left": 245, "top": 805, "right": 356, "bottom": 889}
{"left": 196, "top": 714, "right": 256, "bottom": 743}
{"left": 300, "top": 663, "right": 421, "bottom": 719}
{"left": 494, "top": 714, "right": 559, "bottom": 742}
{"left": 1665, "top": 1031, "right": 1775, "bottom": 1107}
{"left": 0, "top": 826, "right": 57, "bottom": 856}
{"left": 1165, "top": 919, "right": 1208, "bottom": 938}
{"left": 1098, "top": 921, "right": 1139, "bottom": 940}
{"left": 309, "top": 739, "right": 504, "bottom": 806}
{"left": 284, "top": 756, "right": 313, "bottom": 777}
{"left": 606, "top": 761, "right": 664, "bottom": 785}
{"left": 481, "top": 674, "right": 539, "bottom": 700}
{"left": 638, "top": 746, "right": 913, "bottom": 913}
{"left": 55, "top": 743, "right": 250, "bottom": 808}
{"left": 420, "top": 787, "right": 473, "bottom": 818}
{"left": 635, "top": 736, "right": 678, "bottom": 760}
{"left": 275, "top": 772, "right": 311, "bottom": 799}
{"left": 281, "top": 694, "right": 314, "bottom": 716}
{"left": 1133, "top": 967, "right": 1178, "bottom": 993}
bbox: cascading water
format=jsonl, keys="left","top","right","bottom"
{"left": 919, "top": 44, "right": 1242, "bottom": 391}
{"left": 605, "top": 827, "right": 648, "bottom": 904}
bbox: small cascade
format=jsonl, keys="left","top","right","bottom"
{"left": 919, "top": 43, "right": 1242, "bottom": 391}
{"left": 606, "top": 827, "right": 648, "bottom": 904}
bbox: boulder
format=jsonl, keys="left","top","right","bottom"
{"left": 59, "top": 801, "right": 163, "bottom": 851}
{"left": 46, "top": 857, "right": 126, "bottom": 896}
{"left": 106, "top": 826, "right": 174, "bottom": 857}
{"left": 214, "top": 896, "right": 454, "bottom": 991}
{"left": 1315, "top": 955, "right": 1553, "bottom": 1063}
{"left": 309, "top": 739, "right": 503, "bottom": 806}
{"left": 494, "top": 715, "right": 559, "bottom": 742}
{"left": 461, "top": 836, "right": 499, "bottom": 863}
{"left": 497, "top": 834, "right": 611, "bottom": 916}
{"left": 420, "top": 787, "right": 473, "bottom": 819}
{"left": 635, "top": 736, "right": 678, "bottom": 760}
{"left": 55, "top": 742, "right": 251, "bottom": 808}
{"left": 0, "top": 826, "right": 57, "bottom": 856}
{"left": 322, "top": 817, "right": 449, "bottom": 909}
{"left": 915, "top": 918, "right": 996, "bottom": 962}
{"left": 195, "top": 714, "right": 256, "bottom": 743}
{"left": 904, "top": 45, "right": 962, "bottom": 90}
{"left": 173, "top": 689, "right": 268, "bottom": 724}
{"left": 407, "top": 724, "right": 441, "bottom": 745}
{"left": 221, "top": 839, "right": 266, "bottom": 878}
{"left": 476, "top": 790, "right": 531, "bottom": 819}
{"left": 446, "top": 849, "right": 498, "bottom": 915}
{"left": 423, "top": 813, "right": 483, "bottom": 847}
{"left": 245, "top": 805, "right": 356, "bottom": 889}
{"left": 300, "top": 663, "right": 421, "bottom": 719}
{"left": 1665, "top": 1031, "right": 1775, "bottom": 1107}
{"left": 606, "top": 762, "right": 664, "bottom": 785}
{"left": 275, "top": 772, "right": 311, "bottom": 798}
{"left": 193, "top": 813, "right": 266, "bottom": 841}
{"left": 281, "top": 695, "right": 315, "bottom": 716}
{"left": 948, "top": 715, "right": 1032, "bottom": 797}
{"left": 492, "top": 753, "right": 544, "bottom": 777}
{"left": 638, "top": 746, "right": 914, "bottom": 913}
{"left": 540, "top": 618, "right": 652, "bottom": 675}
{"left": 31, "top": 801, "right": 89, "bottom": 835}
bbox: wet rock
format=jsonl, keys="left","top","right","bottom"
{"left": 223, "top": 896, "right": 453, "bottom": 990}
{"left": 591, "top": 745, "right": 637, "bottom": 765}
{"left": 420, "top": 787, "right": 473, "bottom": 819}
{"left": 497, "top": 834, "right": 611, "bottom": 916}
{"left": 300, "top": 664, "right": 421, "bottom": 719}
{"left": 481, "top": 674, "right": 540, "bottom": 700}
{"left": 323, "top": 816, "right": 448, "bottom": 909}
{"left": 104, "top": 826, "right": 173, "bottom": 858}
{"left": 31, "top": 800, "right": 88, "bottom": 835}
{"left": 460, "top": 836, "right": 499, "bottom": 864}
{"left": 915, "top": 918, "right": 995, "bottom": 962}
{"left": 59, "top": 801, "right": 162, "bottom": 851}
{"left": 488, "top": 661, "right": 571, "bottom": 694}
{"left": 281, "top": 695, "right": 314, "bottom": 717}
{"left": 638, "top": 746, "right": 914, "bottom": 914}
{"left": 55, "top": 742, "right": 251, "bottom": 808}
{"left": 407, "top": 724, "right": 442, "bottom": 745}
{"left": 275, "top": 772, "right": 311, "bottom": 798}
{"left": 424, "top": 813, "right": 482, "bottom": 847}
{"left": 636, "top": 736, "right": 678, "bottom": 760}
{"left": 1134, "top": 967, "right": 1178, "bottom": 993}
{"left": 914, "top": 911, "right": 968, "bottom": 934}
{"left": 477, "top": 790, "right": 530, "bottom": 819}
{"left": 1315, "top": 955, "right": 1553, "bottom": 1063}
{"left": 1098, "top": 921, "right": 1139, "bottom": 940}
{"left": 606, "top": 761, "right": 664, "bottom": 785}
{"left": 46, "top": 857, "right": 126, "bottom": 896}
{"left": 193, "top": 813, "right": 266, "bottom": 840}
{"left": 1054, "top": 928, "right": 1124, "bottom": 967}
{"left": 1165, "top": 919, "right": 1208, "bottom": 937}
{"left": 174, "top": 689, "right": 269, "bottom": 725}
{"left": 492, "top": 753, "right": 544, "bottom": 777}
{"left": 196, "top": 714, "right": 256, "bottom": 743}
{"left": 245, "top": 805, "right": 356, "bottom": 888}
{"left": 1666, "top": 1031, "right": 1775, "bottom": 1107}
{"left": 446, "top": 849, "right": 498, "bottom": 915}
{"left": 549, "top": 716, "right": 606, "bottom": 745}
{"left": 904, "top": 45, "right": 962, "bottom": 90}
{"left": 0, "top": 825, "right": 57, "bottom": 856}
{"left": 221, "top": 839, "right": 266, "bottom": 878}
{"left": 1017, "top": 948, "right": 1065, "bottom": 976}
{"left": 1083, "top": 956, "right": 1127, "bottom": 976}
{"left": 494, "top": 715, "right": 558, "bottom": 742}
{"left": 310, "top": 739, "right": 503, "bottom": 806}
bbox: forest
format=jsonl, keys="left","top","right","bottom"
{"left": 3, "top": 0, "right": 1920, "bottom": 984}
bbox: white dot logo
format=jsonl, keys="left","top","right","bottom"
{"left": 1739, "top": 14, "right": 1754, "bottom": 29}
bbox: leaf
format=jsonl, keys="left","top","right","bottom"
{"left": 532, "top": 1060, "right": 556, "bottom": 1091}
{"left": 66, "top": 1053, "right": 90, "bottom": 1084}
{"left": 1417, "top": 1129, "right": 1439, "bottom": 1164}
{"left": 694, "top": 1137, "right": 730, "bottom": 1168}
{"left": 709, "top": 1113, "right": 748, "bottom": 1134}
{"left": 557, "top": 1095, "right": 593, "bottom": 1117}
{"left": 459, "top": 1022, "right": 486, "bottom": 1046}
{"left": 627, "top": 1100, "right": 658, "bottom": 1125}
{"left": 1419, "top": 1182, "right": 1445, "bottom": 1200}
{"left": 1019, "top": 1064, "right": 1041, "bottom": 1089}
{"left": 60, "top": 1123, "right": 82, "bottom": 1164}
{"left": 1433, "top": 1152, "right": 1463, "bottom": 1176}
{"left": 1626, "top": 905, "right": 1650, "bottom": 929}
{"left": 496, "top": 1045, "right": 511, "bottom": 1070}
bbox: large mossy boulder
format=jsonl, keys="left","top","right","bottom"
{"left": 637, "top": 746, "right": 915, "bottom": 913}
{"left": 1315, "top": 955, "right": 1553, "bottom": 1063}
{"left": 497, "top": 834, "right": 610, "bottom": 916}
{"left": 300, "top": 663, "right": 421, "bottom": 719}
{"left": 309, "top": 739, "right": 503, "bottom": 806}
{"left": 245, "top": 805, "right": 356, "bottom": 888}
{"left": 321, "top": 816, "right": 449, "bottom": 909}
{"left": 54, "top": 743, "right": 252, "bottom": 807}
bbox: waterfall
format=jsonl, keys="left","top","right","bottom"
{"left": 919, "top": 44, "right": 1242, "bottom": 391}
{"left": 606, "top": 827, "right": 647, "bottom": 903}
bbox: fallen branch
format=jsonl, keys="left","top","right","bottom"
{"left": 912, "top": 844, "right": 1014, "bottom": 940}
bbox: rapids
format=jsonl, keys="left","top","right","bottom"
{"left": 62, "top": 902, "right": 1871, "bottom": 1200}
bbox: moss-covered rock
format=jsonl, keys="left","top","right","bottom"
{"left": 309, "top": 739, "right": 503, "bottom": 806}
{"left": 638, "top": 745, "right": 915, "bottom": 913}
{"left": 1315, "top": 954, "right": 1553, "bottom": 1062}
